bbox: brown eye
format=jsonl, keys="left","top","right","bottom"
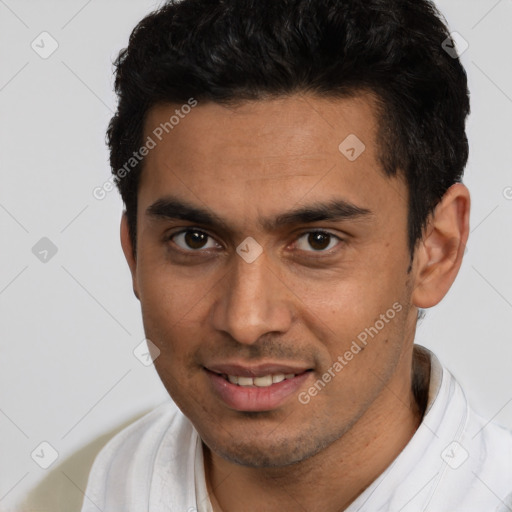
{"left": 308, "top": 232, "right": 330, "bottom": 250}
{"left": 295, "top": 231, "right": 341, "bottom": 252}
{"left": 171, "top": 229, "right": 219, "bottom": 251}
{"left": 185, "top": 230, "right": 208, "bottom": 249}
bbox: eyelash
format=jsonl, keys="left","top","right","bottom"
{"left": 166, "top": 228, "right": 344, "bottom": 256}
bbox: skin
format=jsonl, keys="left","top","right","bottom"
{"left": 121, "top": 92, "right": 470, "bottom": 511}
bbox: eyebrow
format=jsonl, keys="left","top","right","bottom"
{"left": 146, "top": 196, "right": 372, "bottom": 233}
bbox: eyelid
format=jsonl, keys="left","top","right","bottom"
{"left": 292, "top": 229, "right": 344, "bottom": 253}
{"left": 167, "top": 227, "right": 222, "bottom": 252}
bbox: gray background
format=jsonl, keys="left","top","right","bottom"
{"left": 0, "top": 0, "right": 511, "bottom": 510}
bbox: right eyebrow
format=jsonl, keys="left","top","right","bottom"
{"left": 147, "top": 197, "right": 224, "bottom": 227}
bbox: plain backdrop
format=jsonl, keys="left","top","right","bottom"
{"left": 0, "top": 0, "right": 511, "bottom": 510}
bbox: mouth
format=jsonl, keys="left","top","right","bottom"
{"left": 204, "top": 364, "right": 313, "bottom": 412}
{"left": 215, "top": 371, "right": 302, "bottom": 387}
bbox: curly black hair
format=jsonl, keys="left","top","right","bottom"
{"left": 107, "top": 0, "right": 470, "bottom": 258}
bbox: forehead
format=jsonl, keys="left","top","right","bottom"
{"left": 138, "top": 93, "right": 406, "bottom": 227}
{"left": 142, "top": 92, "right": 380, "bottom": 167}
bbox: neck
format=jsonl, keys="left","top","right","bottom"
{"left": 205, "top": 346, "right": 431, "bottom": 512}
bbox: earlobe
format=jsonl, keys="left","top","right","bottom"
{"left": 411, "top": 183, "right": 470, "bottom": 309}
{"left": 120, "top": 213, "right": 140, "bottom": 300}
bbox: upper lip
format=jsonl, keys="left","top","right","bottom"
{"left": 205, "top": 362, "right": 312, "bottom": 378}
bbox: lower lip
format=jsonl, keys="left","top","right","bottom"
{"left": 205, "top": 370, "right": 311, "bottom": 412}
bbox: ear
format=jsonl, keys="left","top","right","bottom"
{"left": 411, "top": 183, "right": 470, "bottom": 308}
{"left": 120, "top": 212, "right": 140, "bottom": 300}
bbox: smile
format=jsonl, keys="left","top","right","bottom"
{"left": 224, "top": 373, "right": 296, "bottom": 387}
{"left": 205, "top": 366, "right": 312, "bottom": 411}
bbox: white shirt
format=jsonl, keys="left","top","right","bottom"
{"left": 81, "top": 346, "right": 512, "bottom": 512}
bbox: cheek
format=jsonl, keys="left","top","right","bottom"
{"left": 137, "top": 248, "right": 207, "bottom": 318}
{"left": 285, "top": 263, "right": 409, "bottom": 375}
{"left": 286, "top": 261, "right": 403, "bottom": 327}
{"left": 139, "top": 284, "right": 205, "bottom": 410}
{"left": 136, "top": 266, "right": 206, "bottom": 363}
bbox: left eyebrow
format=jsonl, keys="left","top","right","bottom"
{"left": 146, "top": 195, "right": 373, "bottom": 234}
{"left": 262, "top": 199, "right": 373, "bottom": 231}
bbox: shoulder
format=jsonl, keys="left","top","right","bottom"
{"left": 436, "top": 407, "right": 512, "bottom": 511}
{"left": 81, "top": 401, "right": 194, "bottom": 511}
{"left": 92, "top": 400, "right": 183, "bottom": 462}
{"left": 432, "top": 370, "right": 512, "bottom": 511}
{"left": 414, "top": 348, "right": 512, "bottom": 511}
{"left": 464, "top": 406, "right": 512, "bottom": 476}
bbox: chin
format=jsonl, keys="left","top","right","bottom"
{"left": 202, "top": 429, "right": 340, "bottom": 468}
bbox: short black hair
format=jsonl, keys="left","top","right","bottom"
{"left": 108, "top": 0, "right": 470, "bottom": 258}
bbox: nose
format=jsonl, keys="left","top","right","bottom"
{"left": 210, "top": 249, "right": 294, "bottom": 345}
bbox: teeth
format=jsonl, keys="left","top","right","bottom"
{"left": 253, "top": 375, "right": 273, "bottom": 387}
{"left": 225, "top": 372, "right": 294, "bottom": 387}
{"left": 237, "top": 376, "right": 254, "bottom": 387}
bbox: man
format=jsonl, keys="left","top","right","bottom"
{"left": 82, "top": 0, "right": 512, "bottom": 511}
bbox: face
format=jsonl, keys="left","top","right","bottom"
{"left": 124, "top": 93, "right": 419, "bottom": 467}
